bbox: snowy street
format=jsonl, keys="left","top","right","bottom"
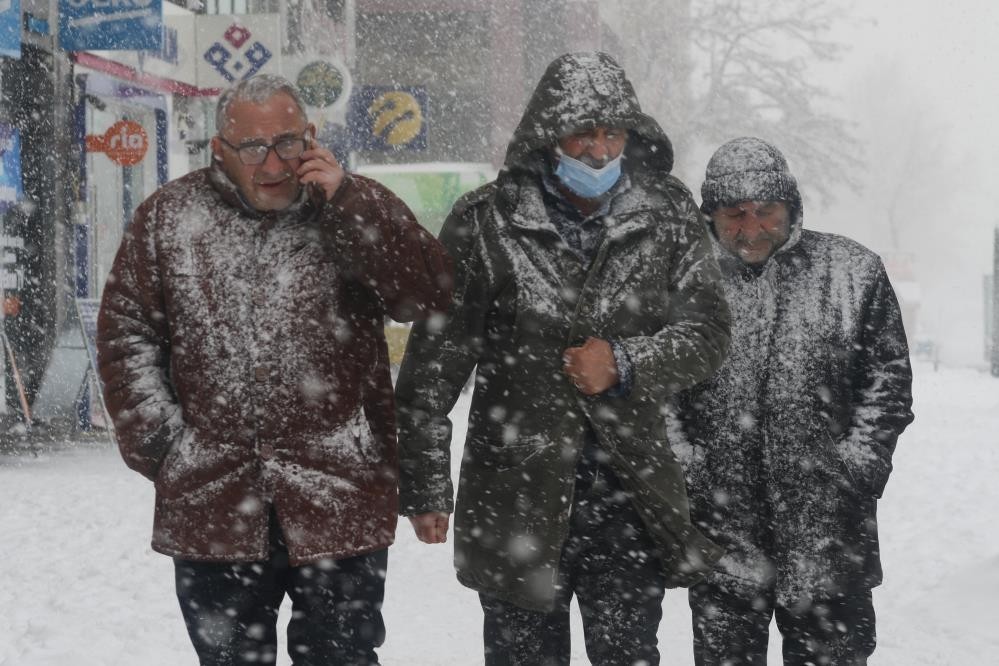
{"left": 2, "top": 361, "right": 997, "bottom": 665}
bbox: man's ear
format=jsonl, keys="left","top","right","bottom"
{"left": 210, "top": 136, "right": 223, "bottom": 162}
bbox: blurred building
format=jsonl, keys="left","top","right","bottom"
{"left": 0, "top": 0, "right": 609, "bottom": 424}
{"left": 1, "top": 0, "right": 77, "bottom": 422}
{"left": 352, "top": 0, "right": 601, "bottom": 165}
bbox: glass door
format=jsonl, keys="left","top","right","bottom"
{"left": 83, "top": 94, "right": 163, "bottom": 298}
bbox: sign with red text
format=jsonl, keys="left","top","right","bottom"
{"left": 85, "top": 120, "right": 149, "bottom": 166}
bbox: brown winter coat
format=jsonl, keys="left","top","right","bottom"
{"left": 97, "top": 164, "right": 452, "bottom": 564}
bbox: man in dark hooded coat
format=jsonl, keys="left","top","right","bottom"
{"left": 669, "top": 137, "right": 914, "bottom": 666}
{"left": 395, "top": 52, "right": 731, "bottom": 665}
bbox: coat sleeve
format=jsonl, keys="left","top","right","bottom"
{"left": 96, "top": 200, "right": 183, "bottom": 481}
{"left": 394, "top": 195, "right": 490, "bottom": 515}
{"left": 327, "top": 175, "right": 453, "bottom": 322}
{"left": 616, "top": 189, "right": 731, "bottom": 404}
{"left": 833, "top": 261, "right": 914, "bottom": 498}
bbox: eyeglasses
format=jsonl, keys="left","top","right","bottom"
{"left": 218, "top": 133, "right": 310, "bottom": 166}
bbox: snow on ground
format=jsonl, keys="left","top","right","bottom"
{"left": 1, "top": 361, "right": 997, "bottom": 665}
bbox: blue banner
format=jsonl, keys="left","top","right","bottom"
{"left": 348, "top": 86, "right": 428, "bottom": 152}
{"left": 59, "top": 0, "right": 162, "bottom": 51}
{"left": 0, "top": 124, "right": 22, "bottom": 212}
{"left": 0, "top": 0, "right": 20, "bottom": 58}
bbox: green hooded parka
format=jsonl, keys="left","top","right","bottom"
{"left": 395, "top": 52, "right": 731, "bottom": 612}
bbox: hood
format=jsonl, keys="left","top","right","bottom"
{"left": 700, "top": 136, "right": 805, "bottom": 269}
{"left": 503, "top": 52, "right": 674, "bottom": 178}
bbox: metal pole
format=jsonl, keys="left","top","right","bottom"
{"left": 992, "top": 227, "right": 999, "bottom": 377}
{"left": 0, "top": 324, "right": 32, "bottom": 430}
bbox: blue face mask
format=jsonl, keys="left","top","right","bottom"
{"left": 554, "top": 153, "right": 623, "bottom": 199}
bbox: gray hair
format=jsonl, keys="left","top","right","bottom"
{"left": 214, "top": 74, "right": 309, "bottom": 135}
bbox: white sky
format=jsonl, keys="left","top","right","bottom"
{"left": 806, "top": 0, "right": 999, "bottom": 364}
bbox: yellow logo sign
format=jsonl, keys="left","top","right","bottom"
{"left": 368, "top": 91, "right": 423, "bottom": 147}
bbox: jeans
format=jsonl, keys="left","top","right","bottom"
{"left": 689, "top": 581, "right": 876, "bottom": 666}
{"left": 174, "top": 514, "right": 386, "bottom": 666}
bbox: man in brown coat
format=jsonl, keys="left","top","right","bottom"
{"left": 97, "top": 74, "right": 452, "bottom": 666}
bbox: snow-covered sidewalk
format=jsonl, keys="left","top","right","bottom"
{"left": 1, "top": 361, "right": 996, "bottom": 664}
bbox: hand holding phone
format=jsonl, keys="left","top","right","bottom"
{"left": 298, "top": 132, "right": 346, "bottom": 201}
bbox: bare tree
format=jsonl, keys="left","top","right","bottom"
{"left": 843, "top": 55, "right": 956, "bottom": 252}
{"left": 282, "top": 0, "right": 351, "bottom": 57}
{"left": 599, "top": 0, "right": 693, "bottom": 155}
{"left": 603, "top": 0, "right": 862, "bottom": 206}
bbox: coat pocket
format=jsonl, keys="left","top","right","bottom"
{"left": 454, "top": 435, "right": 566, "bottom": 552}
{"left": 607, "top": 436, "right": 682, "bottom": 486}
{"left": 154, "top": 428, "right": 191, "bottom": 499}
{"left": 463, "top": 434, "right": 549, "bottom": 473}
{"left": 154, "top": 429, "right": 246, "bottom": 501}
{"left": 607, "top": 437, "right": 724, "bottom": 585}
{"left": 818, "top": 429, "right": 864, "bottom": 498}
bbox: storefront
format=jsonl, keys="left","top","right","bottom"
{"left": 0, "top": 3, "right": 22, "bottom": 417}
{"left": 29, "top": 6, "right": 288, "bottom": 425}
{"left": 11, "top": 2, "right": 330, "bottom": 424}
{"left": 0, "top": 4, "right": 75, "bottom": 420}
{"left": 69, "top": 5, "right": 289, "bottom": 300}
{"left": 74, "top": 72, "right": 169, "bottom": 297}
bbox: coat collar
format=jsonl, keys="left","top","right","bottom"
{"left": 207, "top": 159, "right": 324, "bottom": 221}
{"left": 498, "top": 168, "right": 664, "bottom": 244}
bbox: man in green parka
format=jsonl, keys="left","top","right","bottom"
{"left": 395, "top": 52, "right": 731, "bottom": 665}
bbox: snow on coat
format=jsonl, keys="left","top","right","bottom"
{"left": 395, "top": 52, "right": 731, "bottom": 612}
{"left": 669, "top": 212, "right": 914, "bottom": 606}
{"left": 97, "top": 163, "right": 453, "bottom": 565}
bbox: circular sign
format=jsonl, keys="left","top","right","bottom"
{"left": 103, "top": 120, "right": 148, "bottom": 167}
{"left": 296, "top": 61, "right": 347, "bottom": 108}
{"left": 368, "top": 91, "right": 423, "bottom": 147}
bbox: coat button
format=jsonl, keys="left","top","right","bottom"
{"left": 254, "top": 292, "right": 267, "bottom": 307}
{"left": 260, "top": 443, "right": 275, "bottom": 459}
{"left": 254, "top": 365, "right": 269, "bottom": 382}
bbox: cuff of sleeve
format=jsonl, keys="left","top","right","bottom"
{"left": 327, "top": 173, "right": 355, "bottom": 208}
{"left": 604, "top": 340, "right": 634, "bottom": 398}
{"left": 398, "top": 490, "right": 455, "bottom": 517}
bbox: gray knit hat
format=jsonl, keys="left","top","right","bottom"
{"left": 700, "top": 137, "right": 800, "bottom": 215}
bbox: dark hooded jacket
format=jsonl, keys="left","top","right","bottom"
{"left": 669, "top": 197, "right": 914, "bottom": 606}
{"left": 97, "top": 163, "right": 452, "bottom": 565}
{"left": 395, "top": 52, "right": 730, "bottom": 612}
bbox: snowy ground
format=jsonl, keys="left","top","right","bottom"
{"left": 1, "top": 360, "right": 997, "bottom": 665}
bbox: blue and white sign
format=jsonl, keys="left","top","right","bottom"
{"left": 0, "top": 0, "right": 20, "bottom": 59}
{"left": 202, "top": 22, "right": 273, "bottom": 84}
{"left": 59, "top": 0, "right": 162, "bottom": 52}
{"left": 0, "top": 124, "right": 22, "bottom": 212}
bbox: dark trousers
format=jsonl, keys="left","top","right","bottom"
{"left": 480, "top": 450, "right": 668, "bottom": 666}
{"left": 174, "top": 515, "right": 386, "bottom": 666}
{"left": 689, "top": 581, "right": 876, "bottom": 666}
